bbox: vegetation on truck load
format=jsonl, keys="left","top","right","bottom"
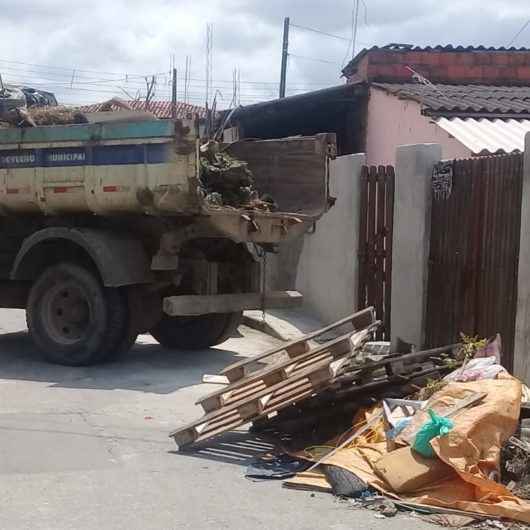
{"left": 199, "top": 140, "right": 277, "bottom": 212}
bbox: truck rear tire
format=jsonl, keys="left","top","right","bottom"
{"left": 150, "top": 311, "right": 242, "bottom": 350}
{"left": 26, "top": 263, "right": 129, "bottom": 366}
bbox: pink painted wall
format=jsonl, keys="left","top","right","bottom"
{"left": 365, "top": 87, "right": 471, "bottom": 165}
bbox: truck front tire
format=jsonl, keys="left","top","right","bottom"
{"left": 150, "top": 312, "right": 242, "bottom": 350}
{"left": 27, "top": 263, "right": 130, "bottom": 366}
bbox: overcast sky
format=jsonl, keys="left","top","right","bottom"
{"left": 1, "top": 0, "right": 529, "bottom": 109}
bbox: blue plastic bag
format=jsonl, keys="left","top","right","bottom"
{"left": 413, "top": 409, "right": 454, "bottom": 458}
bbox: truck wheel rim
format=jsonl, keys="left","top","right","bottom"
{"left": 41, "top": 282, "right": 91, "bottom": 345}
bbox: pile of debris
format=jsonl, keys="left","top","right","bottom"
{"left": 199, "top": 140, "right": 277, "bottom": 212}
{"left": 171, "top": 309, "right": 530, "bottom": 527}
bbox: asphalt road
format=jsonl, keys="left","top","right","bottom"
{"left": 0, "top": 308, "right": 435, "bottom": 530}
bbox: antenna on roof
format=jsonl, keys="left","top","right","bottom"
{"left": 405, "top": 65, "right": 446, "bottom": 103}
{"left": 351, "top": 0, "right": 360, "bottom": 59}
{"left": 184, "top": 55, "right": 190, "bottom": 104}
{"left": 205, "top": 24, "right": 213, "bottom": 107}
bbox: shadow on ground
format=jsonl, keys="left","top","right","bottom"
{"left": 0, "top": 330, "right": 247, "bottom": 394}
{"left": 170, "top": 431, "right": 280, "bottom": 467}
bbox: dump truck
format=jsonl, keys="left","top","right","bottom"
{"left": 0, "top": 115, "right": 335, "bottom": 365}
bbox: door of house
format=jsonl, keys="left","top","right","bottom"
{"left": 425, "top": 154, "right": 523, "bottom": 370}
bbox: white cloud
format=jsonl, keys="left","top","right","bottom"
{"left": 0, "top": 0, "right": 529, "bottom": 108}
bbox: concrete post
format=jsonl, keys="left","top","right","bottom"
{"left": 296, "top": 153, "right": 366, "bottom": 323}
{"left": 514, "top": 132, "right": 530, "bottom": 383}
{"left": 390, "top": 143, "right": 442, "bottom": 350}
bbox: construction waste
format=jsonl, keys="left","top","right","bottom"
{"left": 172, "top": 310, "right": 530, "bottom": 527}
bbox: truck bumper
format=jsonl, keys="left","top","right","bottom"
{"left": 162, "top": 290, "right": 303, "bottom": 316}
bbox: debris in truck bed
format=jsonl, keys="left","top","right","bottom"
{"left": 199, "top": 140, "right": 278, "bottom": 212}
{"left": 0, "top": 104, "right": 87, "bottom": 127}
{"left": 27, "top": 106, "right": 88, "bottom": 126}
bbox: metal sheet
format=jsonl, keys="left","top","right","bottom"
{"left": 436, "top": 117, "right": 530, "bottom": 155}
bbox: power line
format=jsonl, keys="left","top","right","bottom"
{"left": 290, "top": 23, "right": 351, "bottom": 42}
{"left": 508, "top": 18, "right": 530, "bottom": 47}
{"left": 1, "top": 68, "right": 329, "bottom": 93}
{"left": 288, "top": 53, "right": 340, "bottom": 65}
{"left": 0, "top": 58, "right": 332, "bottom": 87}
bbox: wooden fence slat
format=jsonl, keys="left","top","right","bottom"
{"left": 367, "top": 166, "right": 378, "bottom": 325}
{"left": 358, "top": 166, "right": 369, "bottom": 309}
{"left": 375, "top": 166, "right": 386, "bottom": 338}
{"left": 384, "top": 166, "right": 395, "bottom": 341}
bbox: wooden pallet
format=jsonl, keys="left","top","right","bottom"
{"left": 170, "top": 355, "right": 352, "bottom": 447}
{"left": 220, "top": 307, "right": 376, "bottom": 382}
{"left": 196, "top": 324, "right": 378, "bottom": 414}
{"left": 169, "top": 310, "right": 379, "bottom": 449}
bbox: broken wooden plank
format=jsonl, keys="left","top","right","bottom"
{"left": 202, "top": 374, "right": 229, "bottom": 385}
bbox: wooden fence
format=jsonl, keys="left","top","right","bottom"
{"left": 358, "top": 165, "right": 395, "bottom": 340}
{"left": 425, "top": 154, "right": 523, "bottom": 370}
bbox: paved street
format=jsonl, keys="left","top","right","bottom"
{"left": 0, "top": 308, "right": 434, "bottom": 530}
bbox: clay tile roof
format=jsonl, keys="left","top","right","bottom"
{"left": 342, "top": 44, "right": 530, "bottom": 78}
{"left": 80, "top": 100, "right": 206, "bottom": 119}
{"left": 372, "top": 83, "right": 530, "bottom": 117}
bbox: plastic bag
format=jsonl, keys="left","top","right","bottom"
{"left": 444, "top": 356, "right": 505, "bottom": 382}
{"left": 413, "top": 409, "right": 454, "bottom": 458}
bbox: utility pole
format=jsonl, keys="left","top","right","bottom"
{"left": 279, "top": 17, "right": 290, "bottom": 98}
{"left": 171, "top": 67, "right": 177, "bottom": 119}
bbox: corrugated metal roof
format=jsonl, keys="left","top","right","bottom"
{"left": 436, "top": 117, "right": 530, "bottom": 154}
{"left": 80, "top": 100, "right": 206, "bottom": 119}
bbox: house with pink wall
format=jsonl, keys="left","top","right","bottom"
{"left": 228, "top": 44, "right": 530, "bottom": 165}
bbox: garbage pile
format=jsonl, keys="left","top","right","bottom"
{"left": 199, "top": 140, "right": 277, "bottom": 212}
{"left": 171, "top": 309, "right": 530, "bottom": 527}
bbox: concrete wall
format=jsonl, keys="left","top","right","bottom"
{"left": 295, "top": 154, "right": 365, "bottom": 323}
{"left": 365, "top": 87, "right": 471, "bottom": 166}
{"left": 514, "top": 133, "right": 530, "bottom": 383}
{"left": 390, "top": 143, "right": 442, "bottom": 350}
{"left": 268, "top": 153, "right": 365, "bottom": 324}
